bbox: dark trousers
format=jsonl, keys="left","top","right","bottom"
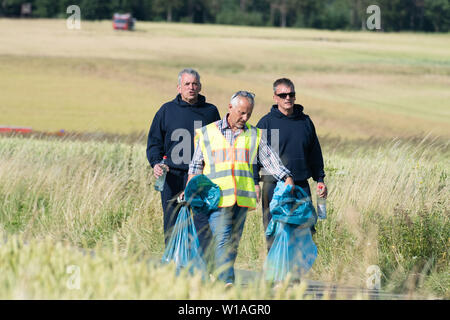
{"left": 160, "top": 170, "right": 214, "bottom": 269}
{"left": 262, "top": 180, "right": 314, "bottom": 252}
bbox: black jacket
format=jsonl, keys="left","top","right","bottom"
{"left": 255, "top": 104, "right": 325, "bottom": 183}
{"left": 146, "top": 94, "right": 220, "bottom": 172}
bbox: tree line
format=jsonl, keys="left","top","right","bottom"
{"left": 1, "top": 0, "right": 449, "bottom": 32}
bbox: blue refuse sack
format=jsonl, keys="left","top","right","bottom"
{"left": 264, "top": 182, "right": 318, "bottom": 282}
{"left": 184, "top": 174, "right": 220, "bottom": 216}
{"left": 161, "top": 175, "right": 219, "bottom": 276}
{"left": 161, "top": 205, "right": 207, "bottom": 276}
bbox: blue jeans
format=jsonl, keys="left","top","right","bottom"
{"left": 208, "top": 204, "right": 248, "bottom": 284}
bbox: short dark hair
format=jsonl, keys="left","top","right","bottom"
{"left": 273, "top": 78, "right": 295, "bottom": 93}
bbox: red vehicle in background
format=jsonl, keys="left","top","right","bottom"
{"left": 113, "top": 13, "right": 135, "bottom": 31}
{"left": 0, "top": 126, "right": 32, "bottom": 133}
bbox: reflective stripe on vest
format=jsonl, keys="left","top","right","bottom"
{"left": 195, "top": 122, "right": 261, "bottom": 208}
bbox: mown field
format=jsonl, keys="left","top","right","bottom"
{"left": 0, "top": 19, "right": 449, "bottom": 299}
{"left": 0, "top": 19, "right": 449, "bottom": 139}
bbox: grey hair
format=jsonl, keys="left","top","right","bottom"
{"left": 230, "top": 91, "right": 255, "bottom": 108}
{"left": 273, "top": 78, "right": 295, "bottom": 93}
{"left": 178, "top": 68, "right": 201, "bottom": 85}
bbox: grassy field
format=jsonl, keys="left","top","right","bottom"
{"left": 0, "top": 19, "right": 449, "bottom": 299}
{"left": 0, "top": 135, "right": 448, "bottom": 299}
{"left": 0, "top": 19, "right": 449, "bottom": 139}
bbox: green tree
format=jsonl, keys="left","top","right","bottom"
{"left": 293, "top": 0, "right": 324, "bottom": 28}
{"left": 109, "top": 0, "right": 154, "bottom": 21}
{"left": 0, "top": 0, "right": 449, "bottom": 31}
{"left": 423, "top": 0, "right": 450, "bottom": 32}
{"left": 269, "top": 0, "right": 298, "bottom": 27}
{"left": 321, "top": 0, "right": 352, "bottom": 30}
{"left": 131, "top": 0, "right": 154, "bottom": 21}
{"left": 216, "top": 0, "right": 264, "bottom": 26}
{"left": 34, "top": 0, "right": 59, "bottom": 17}
{"left": 152, "top": 0, "right": 183, "bottom": 22}
{"left": 1, "top": 0, "right": 30, "bottom": 17}
{"left": 375, "top": 0, "right": 423, "bottom": 31}
{"left": 80, "top": 0, "right": 114, "bottom": 20}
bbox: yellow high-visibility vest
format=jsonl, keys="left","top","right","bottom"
{"left": 195, "top": 122, "right": 262, "bottom": 209}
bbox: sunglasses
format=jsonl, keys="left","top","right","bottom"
{"left": 275, "top": 92, "right": 296, "bottom": 99}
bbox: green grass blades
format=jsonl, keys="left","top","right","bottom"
{"left": 0, "top": 135, "right": 448, "bottom": 299}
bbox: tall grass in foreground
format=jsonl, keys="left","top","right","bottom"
{"left": 1, "top": 233, "right": 360, "bottom": 300}
{"left": 312, "top": 137, "right": 449, "bottom": 298}
{"left": 0, "top": 135, "right": 448, "bottom": 299}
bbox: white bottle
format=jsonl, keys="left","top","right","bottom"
{"left": 154, "top": 156, "right": 168, "bottom": 192}
{"left": 317, "top": 185, "right": 327, "bottom": 219}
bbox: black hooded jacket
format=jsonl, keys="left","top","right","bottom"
{"left": 255, "top": 104, "right": 325, "bottom": 183}
{"left": 146, "top": 94, "right": 220, "bottom": 173}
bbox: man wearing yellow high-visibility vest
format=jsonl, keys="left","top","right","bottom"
{"left": 185, "top": 91, "right": 294, "bottom": 286}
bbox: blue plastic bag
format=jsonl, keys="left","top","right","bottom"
{"left": 184, "top": 174, "right": 220, "bottom": 216}
{"left": 161, "top": 206, "right": 207, "bottom": 276}
{"left": 264, "top": 182, "right": 318, "bottom": 282}
{"left": 161, "top": 175, "right": 219, "bottom": 276}
{"left": 268, "top": 182, "right": 317, "bottom": 229}
{"left": 264, "top": 222, "right": 318, "bottom": 282}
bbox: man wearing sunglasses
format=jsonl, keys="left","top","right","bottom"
{"left": 186, "top": 90, "right": 294, "bottom": 286}
{"left": 254, "top": 78, "right": 327, "bottom": 251}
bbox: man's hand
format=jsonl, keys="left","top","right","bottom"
{"left": 317, "top": 182, "right": 327, "bottom": 198}
{"left": 180, "top": 174, "right": 199, "bottom": 201}
{"left": 284, "top": 176, "right": 295, "bottom": 193}
{"left": 153, "top": 163, "right": 169, "bottom": 179}
{"left": 255, "top": 184, "right": 261, "bottom": 203}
